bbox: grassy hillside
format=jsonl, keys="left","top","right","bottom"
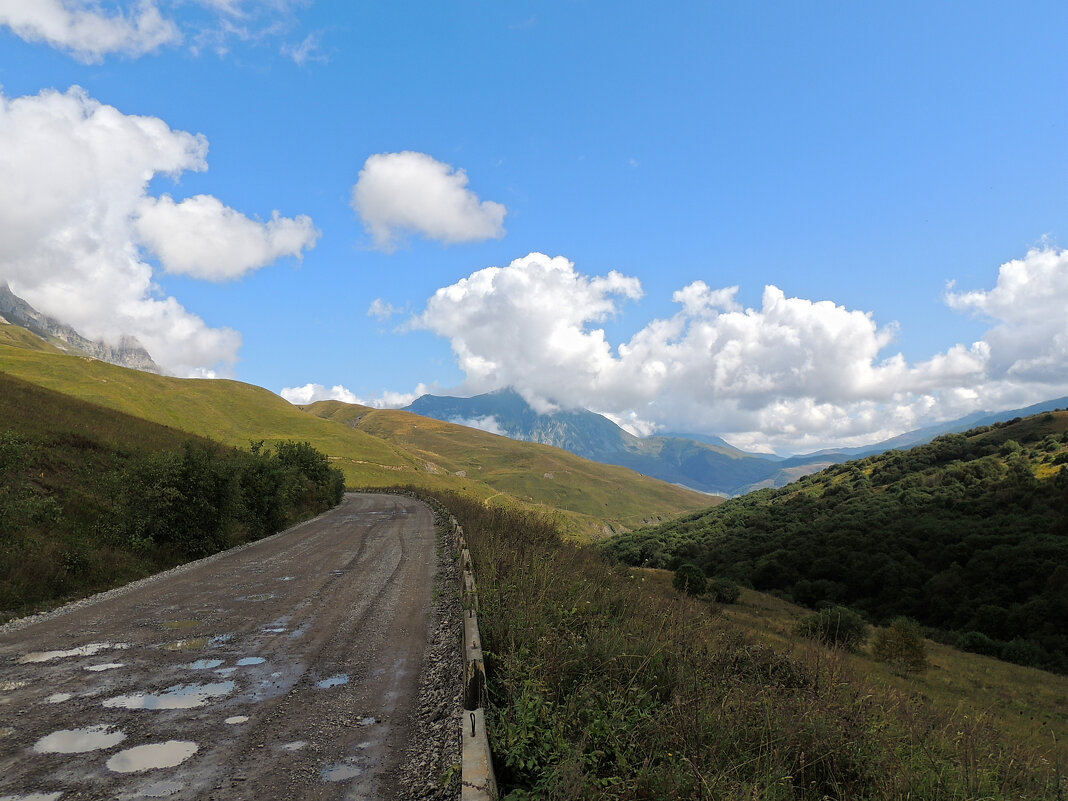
{"left": 303, "top": 400, "right": 717, "bottom": 535}
{"left": 433, "top": 489, "right": 1067, "bottom": 800}
{"left": 604, "top": 411, "right": 1068, "bottom": 672}
{"left": 0, "top": 324, "right": 712, "bottom": 538}
{"left": 0, "top": 373, "right": 344, "bottom": 620}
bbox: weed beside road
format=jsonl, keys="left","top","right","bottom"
{"left": 423, "top": 489, "right": 1064, "bottom": 800}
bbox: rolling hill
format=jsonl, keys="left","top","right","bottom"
{"left": 406, "top": 388, "right": 1068, "bottom": 496}
{"left": 0, "top": 321, "right": 712, "bottom": 538}
{"left": 603, "top": 411, "right": 1068, "bottom": 672}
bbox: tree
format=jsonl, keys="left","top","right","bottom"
{"left": 673, "top": 563, "right": 706, "bottom": 596}
{"left": 872, "top": 617, "right": 928, "bottom": 673}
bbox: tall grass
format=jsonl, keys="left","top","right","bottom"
{"left": 419, "top": 488, "right": 1065, "bottom": 800}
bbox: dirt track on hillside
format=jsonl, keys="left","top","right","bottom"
{"left": 0, "top": 492, "right": 454, "bottom": 800}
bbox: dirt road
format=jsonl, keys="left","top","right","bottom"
{"left": 0, "top": 492, "right": 453, "bottom": 800}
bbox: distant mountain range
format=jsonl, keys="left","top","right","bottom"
{"left": 406, "top": 389, "right": 1068, "bottom": 496}
{"left": 0, "top": 283, "right": 159, "bottom": 373}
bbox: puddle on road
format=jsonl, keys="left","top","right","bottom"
{"left": 236, "top": 657, "right": 265, "bottom": 666}
{"left": 359, "top": 717, "right": 376, "bottom": 726}
{"left": 163, "top": 638, "right": 207, "bottom": 652}
{"left": 288, "top": 623, "right": 310, "bottom": 639}
{"left": 279, "top": 576, "right": 296, "bottom": 581}
{"left": 262, "top": 627, "right": 286, "bottom": 633}
{"left": 321, "top": 758, "right": 364, "bottom": 782}
{"left": 224, "top": 715, "right": 249, "bottom": 725}
{"left": 133, "top": 780, "right": 185, "bottom": 798}
{"left": 85, "top": 662, "right": 124, "bottom": 672}
{"left": 45, "top": 693, "right": 72, "bottom": 704}
{"left": 209, "top": 634, "right": 233, "bottom": 647}
{"left": 106, "top": 741, "right": 198, "bottom": 773}
{"left": 34, "top": 724, "right": 127, "bottom": 754}
{"left": 316, "top": 674, "right": 349, "bottom": 689}
{"left": 19, "top": 642, "right": 130, "bottom": 664}
{"left": 188, "top": 659, "right": 223, "bottom": 670}
{"left": 103, "top": 681, "right": 235, "bottom": 710}
{"left": 279, "top": 740, "right": 307, "bottom": 751}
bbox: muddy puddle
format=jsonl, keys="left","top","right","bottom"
{"left": 187, "top": 659, "right": 223, "bottom": 670}
{"left": 224, "top": 715, "right": 249, "bottom": 725}
{"left": 235, "top": 657, "right": 265, "bottom": 666}
{"left": 321, "top": 758, "right": 364, "bottom": 782}
{"left": 19, "top": 642, "right": 128, "bottom": 664}
{"left": 130, "top": 779, "right": 185, "bottom": 798}
{"left": 103, "top": 681, "right": 235, "bottom": 710}
{"left": 316, "top": 674, "right": 348, "bottom": 689}
{"left": 34, "top": 724, "right": 127, "bottom": 754}
{"left": 106, "top": 741, "right": 198, "bottom": 773}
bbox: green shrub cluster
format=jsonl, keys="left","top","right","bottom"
{"left": 116, "top": 439, "right": 345, "bottom": 558}
{"left": 412, "top": 488, "right": 1061, "bottom": 800}
{"left": 603, "top": 415, "right": 1068, "bottom": 673}
{"left": 794, "top": 606, "right": 870, "bottom": 651}
{"left": 0, "top": 425, "right": 343, "bottom": 618}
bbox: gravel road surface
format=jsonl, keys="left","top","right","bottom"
{"left": 0, "top": 492, "right": 458, "bottom": 800}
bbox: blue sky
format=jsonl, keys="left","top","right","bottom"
{"left": 1, "top": 1, "right": 1067, "bottom": 453}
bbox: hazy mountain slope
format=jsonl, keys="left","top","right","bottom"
{"left": 604, "top": 411, "right": 1068, "bottom": 673}
{"left": 0, "top": 283, "right": 160, "bottom": 373}
{"left": 406, "top": 389, "right": 790, "bottom": 495}
{"left": 302, "top": 400, "right": 718, "bottom": 534}
{"left": 0, "top": 325, "right": 711, "bottom": 537}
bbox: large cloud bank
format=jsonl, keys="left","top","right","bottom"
{"left": 405, "top": 250, "right": 1068, "bottom": 453}
{"left": 351, "top": 151, "right": 506, "bottom": 251}
{"left": 0, "top": 86, "right": 318, "bottom": 377}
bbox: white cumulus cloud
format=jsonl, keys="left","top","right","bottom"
{"left": 0, "top": 0, "right": 179, "bottom": 62}
{"left": 0, "top": 86, "right": 316, "bottom": 377}
{"left": 351, "top": 151, "right": 506, "bottom": 251}
{"left": 408, "top": 249, "right": 1068, "bottom": 453}
{"left": 280, "top": 382, "right": 428, "bottom": 409}
{"left": 449, "top": 415, "right": 506, "bottom": 436}
{"left": 136, "top": 194, "right": 319, "bottom": 281}
{"left": 415, "top": 252, "right": 642, "bottom": 413}
{"left": 367, "top": 298, "right": 401, "bottom": 321}
{"left": 279, "top": 383, "right": 362, "bottom": 406}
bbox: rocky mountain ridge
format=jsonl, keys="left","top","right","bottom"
{"left": 0, "top": 283, "right": 160, "bottom": 374}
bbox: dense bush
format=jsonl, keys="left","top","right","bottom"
{"left": 707, "top": 576, "right": 741, "bottom": 603}
{"left": 795, "top": 606, "right": 870, "bottom": 650}
{"left": 672, "top": 562, "right": 706, "bottom": 596}
{"left": 872, "top": 617, "right": 928, "bottom": 673}
{"left": 0, "top": 429, "right": 344, "bottom": 617}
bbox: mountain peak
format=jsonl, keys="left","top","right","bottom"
{"left": 0, "top": 283, "right": 161, "bottom": 374}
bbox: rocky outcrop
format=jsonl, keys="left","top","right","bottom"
{"left": 0, "top": 283, "right": 161, "bottom": 374}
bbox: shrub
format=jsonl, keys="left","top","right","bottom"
{"left": 957, "top": 630, "right": 1002, "bottom": 658}
{"left": 672, "top": 562, "right": 706, "bottom": 596}
{"left": 795, "top": 606, "right": 869, "bottom": 650}
{"left": 707, "top": 576, "right": 740, "bottom": 604}
{"left": 872, "top": 617, "right": 928, "bottom": 673}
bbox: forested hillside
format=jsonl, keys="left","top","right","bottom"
{"left": 603, "top": 411, "right": 1068, "bottom": 673}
